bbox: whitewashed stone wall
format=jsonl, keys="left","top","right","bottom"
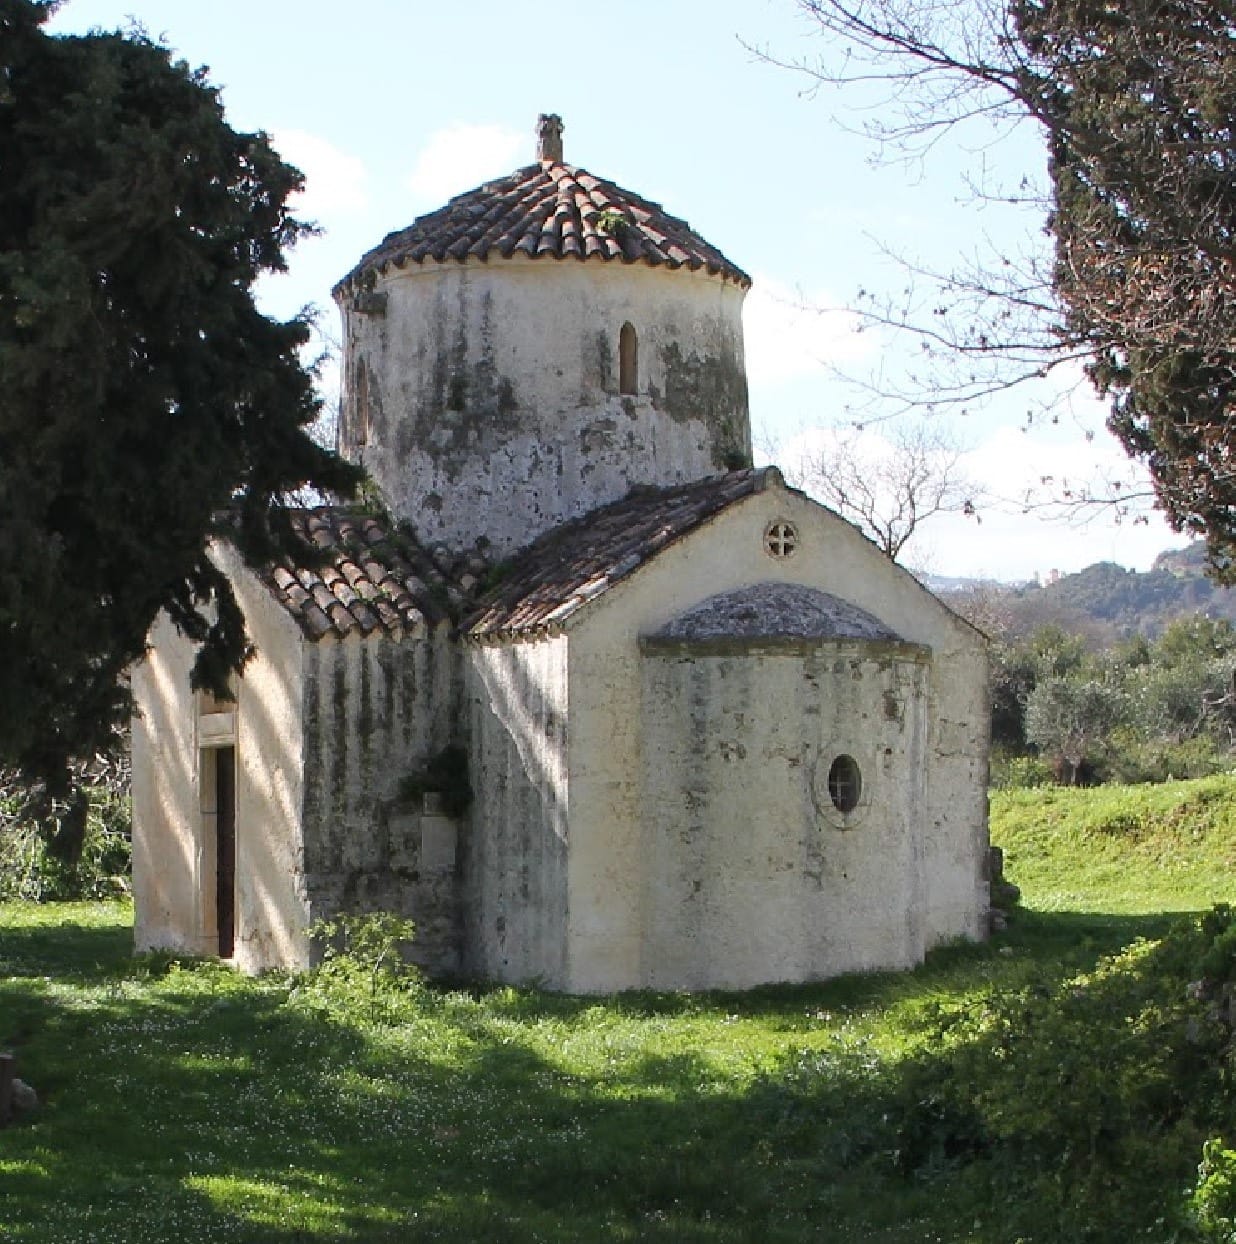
{"left": 338, "top": 257, "right": 749, "bottom": 556}
{"left": 638, "top": 642, "right": 930, "bottom": 990}
{"left": 134, "top": 549, "right": 462, "bottom": 975}
{"left": 131, "top": 609, "right": 210, "bottom": 956}
{"left": 299, "top": 627, "right": 460, "bottom": 974}
{"left": 462, "top": 635, "right": 570, "bottom": 985}
{"left": 132, "top": 544, "right": 309, "bottom": 971}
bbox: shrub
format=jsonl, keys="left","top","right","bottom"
{"left": 300, "top": 911, "right": 422, "bottom": 1022}
{"left": 1103, "top": 731, "right": 1230, "bottom": 786}
{"left": 990, "top": 752, "right": 1054, "bottom": 789}
{"left": 0, "top": 768, "right": 131, "bottom": 900}
{"left": 881, "top": 909, "right": 1236, "bottom": 1237}
{"left": 1186, "top": 1139, "right": 1236, "bottom": 1241}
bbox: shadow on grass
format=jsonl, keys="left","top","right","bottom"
{"left": 0, "top": 900, "right": 1217, "bottom": 1244}
{"left": 0, "top": 915, "right": 132, "bottom": 978}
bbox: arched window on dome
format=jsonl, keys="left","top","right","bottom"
{"left": 619, "top": 322, "right": 638, "bottom": 395}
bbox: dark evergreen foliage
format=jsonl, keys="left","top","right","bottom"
{"left": 0, "top": 2, "right": 360, "bottom": 815}
{"left": 1014, "top": 0, "right": 1236, "bottom": 579}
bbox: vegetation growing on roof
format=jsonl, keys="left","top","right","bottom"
{"left": 593, "top": 207, "right": 629, "bottom": 237}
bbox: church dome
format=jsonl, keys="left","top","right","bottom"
{"left": 334, "top": 117, "right": 750, "bottom": 298}
{"left": 334, "top": 115, "right": 752, "bottom": 558}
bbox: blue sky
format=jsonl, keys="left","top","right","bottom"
{"left": 48, "top": 0, "right": 1186, "bottom": 581}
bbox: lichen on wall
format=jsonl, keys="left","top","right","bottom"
{"left": 338, "top": 259, "right": 751, "bottom": 556}
{"left": 299, "top": 628, "right": 462, "bottom": 975}
{"left": 657, "top": 337, "right": 750, "bottom": 469}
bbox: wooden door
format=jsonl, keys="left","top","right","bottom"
{"left": 215, "top": 746, "right": 236, "bottom": 958}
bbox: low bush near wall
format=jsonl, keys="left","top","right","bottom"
{"left": 299, "top": 911, "right": 422, "bottom": 1020}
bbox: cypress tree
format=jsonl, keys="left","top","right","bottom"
{"left": 0, "top": 0, "right": 361, "bottom": 850}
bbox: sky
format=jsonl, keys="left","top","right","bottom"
{"left": 47, "top": 0, "right": 1189, "bottom": 582}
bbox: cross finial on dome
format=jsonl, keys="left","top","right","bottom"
{"left": 537, "top": 114, "right": 563, "bottom": 164}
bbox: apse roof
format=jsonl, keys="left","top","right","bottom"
{"left": 335, "top": 115, "right": 750, "bottom": 296}
{"left": 644, "top": 582, "right": 908, "bottom": 648}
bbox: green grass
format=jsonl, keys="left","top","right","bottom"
{"left": 993, "top": 773, "right": 1236, "bottom": 913}
{"left": 4, "top": 778, "right": 1236, "bottom": 1242}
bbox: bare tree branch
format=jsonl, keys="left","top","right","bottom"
{"left": 785, "top": 420, "right": 982, "bottom": 560}
{"left": 755, "top": 0, "right": 1236, "bottom": 579}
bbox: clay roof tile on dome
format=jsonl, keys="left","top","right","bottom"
{"left": 257, "top": 509, "right": 449, "bottom": 641}
{"left": 464, "top": 468, "right": 782, "bottom": 640}
{"left": 334, "top": 115, "right": 750, "bottom": 297}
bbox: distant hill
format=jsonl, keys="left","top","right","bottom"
{"left": 1152, "top": 542, "right": 1214, "bottom": 575}
{"left": 938, "top": 541, "right": 1236, "bottom": 642}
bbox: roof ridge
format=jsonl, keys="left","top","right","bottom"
{"left": 463, "top": 470, "right": 763, "bottom": 639}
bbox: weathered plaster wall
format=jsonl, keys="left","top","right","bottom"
{"left": 562, "top": 480, "right": 989, "bottom": 992}
{"left": 338, "top": 257, "right": 749, "bottom": 556}
{"left": 132, "top": 546, "right": 308, "bottom": 971}
{"left": 462, "top": 636, "right": 570, "bottom": 986}
{"left": 132, "top": 610, "right": 208, "bottom": 956}
{"left": 298, "top": 626, "right": 460, "bottom": 975}
{"left": 222, "top": 547, "right": 310, "bottom": 973}
{"left": 639, "top": 643, "right": 929, "bottom": 990}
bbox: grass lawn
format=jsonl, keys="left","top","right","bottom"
{"left": 4, "top": 779, "right": 1236, "bottom": 1242}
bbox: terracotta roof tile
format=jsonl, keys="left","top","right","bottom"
{"left": 464, "top": 468, "right": 777, "bottom": 640}
{"left": 258, "top": 509, "right": 449, "bottom": 641}
{"left": 334, "top": 160, "right": 750, "bottom": 296}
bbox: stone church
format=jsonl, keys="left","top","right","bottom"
{"left": 131, "top": 116, "right": 991, "bottom": 993}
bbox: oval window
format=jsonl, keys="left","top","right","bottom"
{"left": 827, "top": 755, "right": 862, "bottom": 814}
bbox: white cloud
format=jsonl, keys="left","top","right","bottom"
{"left": 272, "top": 128, "right": 369, "bottom": 218}
{"left": 405, "top": 123, "right": 524, "bottom": 207}
{"left": 742, "top": 275, "right": 873, "bottom": 386}
{"left": 923, "top": 424, "right": 1183, "bottom": 580}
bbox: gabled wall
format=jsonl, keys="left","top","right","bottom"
{"left": 561, "top": 481, "right": 989, "bottom": 992}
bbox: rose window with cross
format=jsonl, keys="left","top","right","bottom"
{"left": 764, "top": 519, "right": 799, "bottom": 560}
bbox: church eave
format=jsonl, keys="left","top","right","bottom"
{"left": 255, "top": 508, "right": 457, "bottom": 643}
